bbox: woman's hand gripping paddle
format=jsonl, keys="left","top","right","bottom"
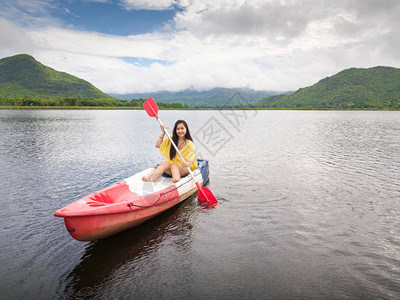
{"left": 143, "top": 97, "right": 219, "bottom": 208}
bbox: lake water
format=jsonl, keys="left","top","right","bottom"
{"left": 0, "top": 109, "right": 399, "bottom": 299}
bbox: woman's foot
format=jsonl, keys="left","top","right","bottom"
{"left": 172, "top": 177, "right": 180, "bottom": 183}
{"left": 142, "top": 176, "right": 149, "bottom": 182}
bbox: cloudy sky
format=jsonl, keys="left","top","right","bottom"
{"left": 1, "top": 0, "right": 399, "bottom": 94}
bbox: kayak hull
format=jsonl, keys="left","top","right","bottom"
{"left": 55, "top": 159, "right": 209, "bottom": 241}
{"left": 63, "top": 188, "right": 197, "bottom": 241}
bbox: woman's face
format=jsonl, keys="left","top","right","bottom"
{"left": 176, "top": 123, "right": 187, "bottom": 138}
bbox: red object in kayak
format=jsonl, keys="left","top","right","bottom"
{"left": 54, "top": 159, "right": 210, "bottom": 241}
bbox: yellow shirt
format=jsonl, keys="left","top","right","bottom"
{"left": 159, "top": 138, "right": 198, "bottom": 171}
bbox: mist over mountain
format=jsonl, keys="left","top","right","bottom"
{"left": 111, "top": 88, "right": 282, "bottom": 107}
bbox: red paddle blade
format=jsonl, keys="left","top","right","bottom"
{"left": 196, "top": 182, "right": 219, "bottom": 208}
{"left": 143, "top": 97, "right": 159, "bottom": 118}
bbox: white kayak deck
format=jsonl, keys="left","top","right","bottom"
{"left": 125, "top": 167, "right": 203, "bottom": 197}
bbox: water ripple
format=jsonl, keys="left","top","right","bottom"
{"left": 1, "top": 110, "right": 400, "bottom": 299}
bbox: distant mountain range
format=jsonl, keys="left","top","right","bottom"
{"left": 255, "top": 66, "right": 400, "bottom": 109}
{"left": 0, "top": 54, "right": 114, "bottom": 99}
{"left": 1, "top": 54, "right": 399, "bottom": 109}
{"left": 110, "top": 88, "right": 282, "bottom": 107}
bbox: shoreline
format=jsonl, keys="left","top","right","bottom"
{"left": 1, "top": 105, "right": 399, "bottom": 111}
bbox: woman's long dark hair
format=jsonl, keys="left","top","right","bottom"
{"left": 170, "top": 120, "right": 193, "bottom": 160}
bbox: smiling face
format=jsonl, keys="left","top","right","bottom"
{"left": 176, "top": 122, "right": 187, "bottom": 138}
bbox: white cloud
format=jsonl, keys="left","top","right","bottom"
{"left": 29, "top": 27, "right": 170, "bottom": 59}
{"left": 10, "top": 0, "right": 56, "bottom": 14}
{"left": 0, "top": 0, "right": 59, "bottom": 27}
{"left": 120, "top": 0, "right": 176, "bottom": 11}
{"left": 1, "top": 0, "right": 400, "bottom": 94}
{"left": 174, "top": 0, "right": 310, "bottom": 42}
{"left": 0, "top": 18, "right": 34, "bottom": 57}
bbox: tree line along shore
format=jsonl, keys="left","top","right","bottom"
{"left": 0, "top": 97, "right": 191, "bottom": 109}
{"left": 1, "top": 96, "right": 399, "bottom": 110}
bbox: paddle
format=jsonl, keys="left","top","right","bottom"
{"left": 143, "top": 97, "right": 219, "bottom": 208}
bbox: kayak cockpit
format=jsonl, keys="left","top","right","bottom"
{"left": 88, "top": 181, "right": 131, "bottom": 204}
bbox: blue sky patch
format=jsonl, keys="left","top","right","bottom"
{"left": 121, "top": 57, "right": 171, "bottom": 67}
{"left": 53, "top": 0, "right": 177, "bottom": 35}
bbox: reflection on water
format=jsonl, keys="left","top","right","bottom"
{"left": 1, "top": 109, "right": 400, "bottom": 299}
{"left": 63, "top": 194, "right": 199, "bottom": 299}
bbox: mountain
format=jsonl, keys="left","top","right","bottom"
{"left": 111, "top": 88, "right": 281, "bottom": 107}
{"left": 0, "top": 54, "right": 114, "bottom": 99}
{"left": 255, "top": 66, "right": 400, "bottom": 109}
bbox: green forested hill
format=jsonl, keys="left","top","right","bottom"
{"left": 255, "top": 66, "right": 400, "bottom": 109}
{"left": 0, "top": 54, "right": 114, "bottom": 100}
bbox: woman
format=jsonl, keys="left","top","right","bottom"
{"left": 142, "top": 120, "right": 197, "bottom": 183}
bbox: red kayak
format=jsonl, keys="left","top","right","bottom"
{"left": 54, "top": 159, "right": 209, "bottom": 241}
